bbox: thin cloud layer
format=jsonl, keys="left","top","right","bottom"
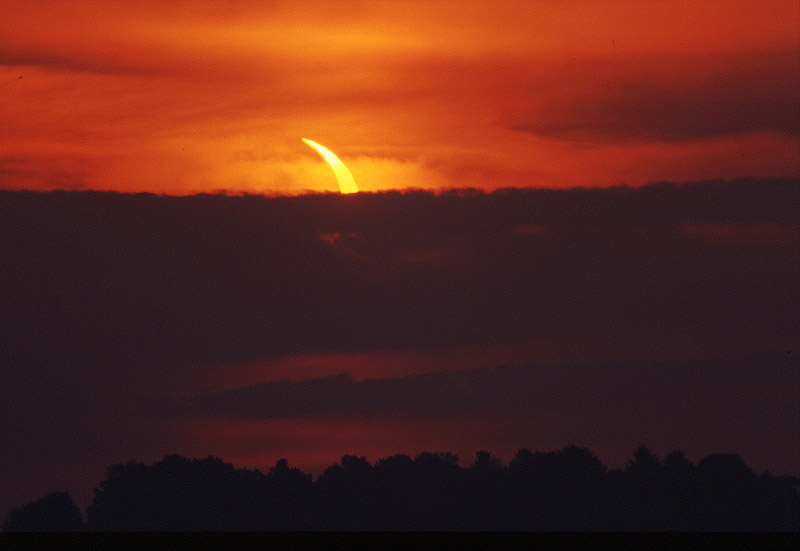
{"left": 173, "top": 355, "right": 798, "bottom": 422}
{"left": 1, "top": 1, "right": 798, "bottom": 193}
{"left": 511, "top": 51, "right": 800, "bottom": 142}
{"left": 1, "top": 180, "right": 796, "bottom": 375}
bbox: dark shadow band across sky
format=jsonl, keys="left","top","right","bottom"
{"left": 0, "top": 178, "right": 798, "bottom": 518}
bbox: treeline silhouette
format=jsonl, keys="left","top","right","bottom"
{"left": 4, "top": 445, "right": 798, "bottom": 531}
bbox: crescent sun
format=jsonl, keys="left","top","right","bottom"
{"left": 301, "top": 138, "right": 359, "bottom": 194}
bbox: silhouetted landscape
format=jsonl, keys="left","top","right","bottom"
{"left": 2, "top": 181, "right": 797, "bottom": 531}
{"left": 4, "top": 445, "right": 798, "bottom": 531}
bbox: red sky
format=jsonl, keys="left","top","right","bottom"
{"left": 2, "top": 0, "right": 798, "bottom": 194}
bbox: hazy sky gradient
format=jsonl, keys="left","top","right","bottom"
{"left": 2, "top": 0, "right": 798, "bottom": 193}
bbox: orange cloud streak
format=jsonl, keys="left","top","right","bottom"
{"left": 1, "top": 0, "right": 797, "bottom": 194}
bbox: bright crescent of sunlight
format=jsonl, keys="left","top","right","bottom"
{"left": 301, "top": 138, "right": 359, "bottom": 194}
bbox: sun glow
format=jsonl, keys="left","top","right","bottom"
{"left": 301, "top": 138, "right": 359, "bottom": 194}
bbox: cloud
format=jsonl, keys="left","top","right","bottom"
{"left": 510, "top": 51, "right": 800, "bottom": 142}
{"left": 2, "top": 3, "right": 797, "bottom": 194}
{"left": 171, "top": 354, "right": 799, "bottom": 421}
{"left": 1, "top": 180, "right": 796, "bottom": 376}
{"left": 166, "top": 352, "right": 799, "bottom": 484}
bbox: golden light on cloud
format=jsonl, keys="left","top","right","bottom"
{"left": 301, "top": 138, "right": 359, "bottom": 194}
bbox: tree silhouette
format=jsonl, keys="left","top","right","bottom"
{"left": 407, "top": 452, "right": 464, "bottom": 530}
{"left": 507, "top": 445, "right": 606, "bottom": 530}
{"left": 372, "top": 454, "right": 416, "bottom": 529}
{"left": 660, "top": 451, "right": 695, "bottom": 529}
{"left": 465, "top": 451, "right": 508, "bottom": 529}
{"left": 2, "top": 491, "right": 84, "bottom": 531}
{"left": 265, "top": 458, "right": 313, "bottom": 530}
{"left": 87, "top": 455, "right": 292, "bottom": 530}
{"left": 314, "top": 455, "right": 375, "bottom": 530}
{"left": 694, "top": 454, "right": 761, "bottom": 530}
{"left": 5, "top": 445, "right": 799, "bottom": 531}
{"left": 617, "top": 445, "right": 664, "bottom": 529}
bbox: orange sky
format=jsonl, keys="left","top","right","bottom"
{"left": 1, "top": 0, "right": 798, "bottom": 194}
